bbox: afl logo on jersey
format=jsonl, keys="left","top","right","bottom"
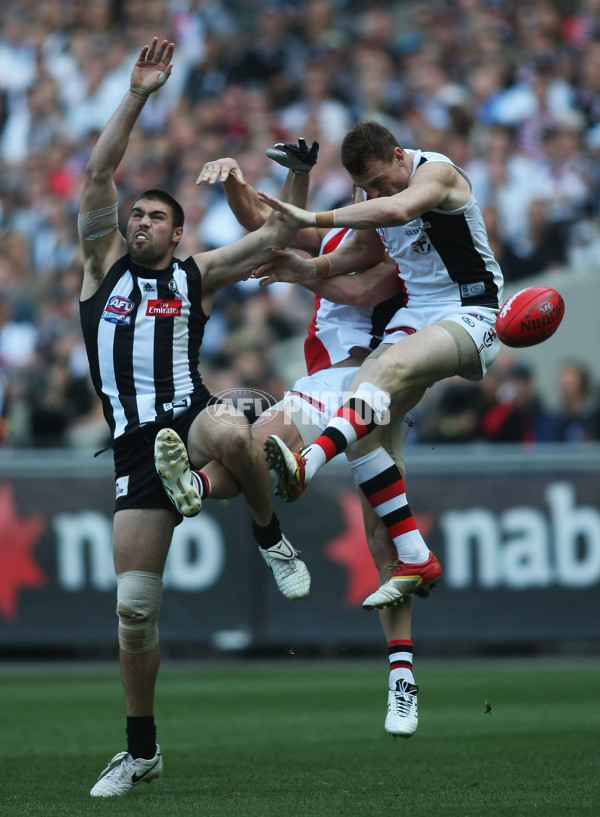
{"left": 102, "top": 295, "right": 134, "bottom": 325}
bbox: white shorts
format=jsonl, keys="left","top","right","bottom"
{"left": 269, "top": 366, "right": 412, "bottom": 473}
{"left": 383, "top": 304, "right": 500, "bottom": 379}
{"left": 271, "top": 366, "right": 361, "bottom": 443}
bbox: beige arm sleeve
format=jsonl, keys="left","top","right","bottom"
{"left": 78, "top": 202, "right": 119, "bottom": 240}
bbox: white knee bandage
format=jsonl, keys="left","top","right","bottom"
{"left": 116, "top": 571, "right": 163, "bottom": 654}
{"left": 353, "top": 381, "right": 391, "bottom": 424}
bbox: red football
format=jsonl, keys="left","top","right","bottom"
{"left": 496, "top": 286, "right": 565, "bottom": 348}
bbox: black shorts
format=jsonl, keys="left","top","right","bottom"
{"left": 113, "top": 403, "right": 211, "bottom": 525}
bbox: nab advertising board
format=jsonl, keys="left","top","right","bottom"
{"left": 0, "top": 447, "right": 599, "bottom": 651}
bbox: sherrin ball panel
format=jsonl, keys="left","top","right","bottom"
{"left": 495, "top": 286, "right": 565, "bottom": 348}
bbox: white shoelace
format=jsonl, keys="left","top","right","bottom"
{"left": 97, "top": 751, "right": 129, "bottom": 780}
{"left": 392, "top": 681, "right": 417, "bottom": 717}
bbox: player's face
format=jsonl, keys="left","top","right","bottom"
{"left": 126, "top": 199, "right": 182, "bottom": 266}
{"left": 351, "top": 148, "right": 410, "bottom": 199}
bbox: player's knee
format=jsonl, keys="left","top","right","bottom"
{"left": 369, "top": 349, "right": 422, "bottom": 395}
{"left": 116, "top": 571, "right": 163, "bottom": 654}
{"left": 250, "top": 415, "right": 274, "bottom": 447}
{"left": 222, "top": 422, "right": 252, "bottom": 459}
{"left": 380, "top": 357, "right": 413, "bottom": 391}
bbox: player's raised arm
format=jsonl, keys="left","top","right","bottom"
{"left": 257, "top": 159, "right": 464, "bottom": 232}
{"left": 78, "top": 38, "right": 174, "bottom": 297}
{"left": 197, "top": 149, "right": 323, "bottom": 251}
{"left": 197, "top": 157, "right": 270, "bottom": 232}
{"left": 194, "top": 140, "right": 318, "bottom": 298}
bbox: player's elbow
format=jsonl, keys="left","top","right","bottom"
{"left": 333, "top": 279, "right": 377, "bottom": 308}
{"left": 379, "top": 199, "right": 412, "bottom": 226}
{"left": 244, "top": 212, "right": 269, "bottom": 232}
{"left": 83, "top": 162, "right": 113, "bottom": 188}
{"left": 228, "top": 203, "right": 271, "bottom": 233}
{"left": 348, "top": 288, "right": 375, "bottom": 308}
{"left": 263, "top": 220, "right": 296, "bottom": 248}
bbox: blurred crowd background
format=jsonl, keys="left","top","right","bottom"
{"left": 1, "top": 0, "right": 600, "bottom": 451}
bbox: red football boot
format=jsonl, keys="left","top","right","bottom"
{"left": 363, "top": 552, "right": 443, "bottom": 610}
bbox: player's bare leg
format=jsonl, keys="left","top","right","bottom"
{"left": 360, "top": 493, "right": 419, "bottom": 738}
{"left": 186, "top": 405, "right": 310, "bottom": 599}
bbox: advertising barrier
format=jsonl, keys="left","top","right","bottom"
{"left": 1, "top": 446, "right": 599, "bottom": 652}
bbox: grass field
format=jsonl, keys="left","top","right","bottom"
{"left": 1, "top": 658, "right": 598, "bottom": 816}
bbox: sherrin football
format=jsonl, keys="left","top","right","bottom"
{"left": 496, "top": 286, "right": 565, "bottom": 348}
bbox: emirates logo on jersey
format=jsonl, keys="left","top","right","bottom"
{"left": 146, "top": 299, "right": 182, "bottom": 316}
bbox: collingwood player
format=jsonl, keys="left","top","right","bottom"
{"left": 79, "top": 38, "right": 316, "bottom": 797}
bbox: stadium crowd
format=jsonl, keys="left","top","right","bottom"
{"left": 1, "top": 0, "right": 600, "bottom": 449}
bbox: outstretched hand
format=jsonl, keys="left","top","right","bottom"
{"left": 252, "top": 247, "right": 315, "bottom": 287}
{"left": 130, "top": 38, "right": 174, "bottom": 96}
{"left": 196, "top": 158, "right": 246, "bottom": 187}
{"left": 256, "top": 191, "right": 316, "bottom": 228}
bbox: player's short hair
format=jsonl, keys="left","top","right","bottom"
{"left": 135, "top": 189, "right": 185, "bottom": 229}
{"left": 341, "top": 122, "right": 399, "bottom": 176}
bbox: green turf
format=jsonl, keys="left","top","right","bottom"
{"left": 1, "top": 660, "right": 598, "bottom": 816}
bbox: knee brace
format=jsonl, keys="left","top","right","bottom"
{"left": 116, "top": 571, "right": 163, "bottom": 654}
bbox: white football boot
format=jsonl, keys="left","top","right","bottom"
{"left": 90, "top": 746, "right": 163, "bottom": 797}
{"left": 154, "top": 428, "right": 202, "bottom": 517}
{"left": 260, "top": 535, "right": 311, "bottom": 599}
{"left": 385, "top": 680, "right": 419, "bottom": 738}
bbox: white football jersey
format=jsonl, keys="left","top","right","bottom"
{"left": 377, "top": 149, "right": 503, "bottom": 311}
{"left": 304, "top": 227, "right": 404, "bottom": 374}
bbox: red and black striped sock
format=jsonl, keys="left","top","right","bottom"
{"left": 349, "top": 447, "right": 429, "bottom": 563}
{"left": 302, "top": 383, "right": 390, "bottom": 480}
{"left": 388, "top": 639, "right": 414, "bottom": 687}
{"left": 191, "top": 470, "right": 211, "bottom": 499}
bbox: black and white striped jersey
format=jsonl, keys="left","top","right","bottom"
{"left": 80, "top": 255, "right": 211, "bottom": 441}
{"left": 377, "top": 149, "right": 503, "bottom": 310}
